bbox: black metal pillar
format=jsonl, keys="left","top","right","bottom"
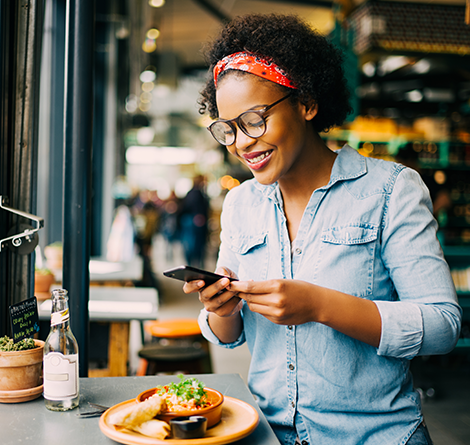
{"left": 0, "top": 0, "right": 45, "bottom": 337}
{"left": 47, "top": 0, "right": 66, "bottom": 245}
{"left": 0, "top": 0, "right": 16, "bottom": 336}
{"left": 63, "top": 0, "right": 94, "bottom": 377}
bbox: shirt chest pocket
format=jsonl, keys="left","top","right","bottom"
{"left": 316, "top": 224, "right": 379, "bottom": 298}
{"left": 228, "top": 233, "right": 269, "bottom": 281}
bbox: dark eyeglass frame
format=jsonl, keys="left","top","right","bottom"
{"left": 207, "top": 93, "right": 292, "bottom": 146}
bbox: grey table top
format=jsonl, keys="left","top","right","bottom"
{"left": 1, "top": 373, "right": 280, "bottom": 445}
{"left": 53, "top": 256, "right": 144, "bottom": 283}
{"left": 38, "top": 286, "right": 159, "bottom": 322}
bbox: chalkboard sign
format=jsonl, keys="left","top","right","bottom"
{"left": 9, "top": 297, "right": 40, "bottom": 343}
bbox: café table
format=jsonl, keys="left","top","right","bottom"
{"left": 38, "top": 286, "right": 159, "bottom": 377}
{"left": 1, "top": 373, "right": 281, "bottom": 445}
{"left": 51, "top": 256, "right": 144, "bottom": 286}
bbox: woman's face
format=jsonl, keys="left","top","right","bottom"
{"left": 215, "top": 74, "right": 317, "bottom": 186}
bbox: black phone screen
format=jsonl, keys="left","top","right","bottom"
{"left": 162, "top": 265, "right": 237, "bottom": 286}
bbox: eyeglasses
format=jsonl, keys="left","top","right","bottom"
{"left": 207, "top": 93, "right": 292, "bottom": 146}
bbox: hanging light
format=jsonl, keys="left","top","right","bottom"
{"left": 142, "top": 81, "right": 155, "bottom": 92}
{"left": 146, "top": 28, "right": 160, "bottom": 40}
{"left": 140, "top": 70, "right": 156, "bottom": 83}
{"left": 149, "top": 0, "right": 165, "bottom": 7}
{"left": 142, "top": 38, "right": 157, "bottom": 53}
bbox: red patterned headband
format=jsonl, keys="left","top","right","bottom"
{"left": 213, "top": 52, "right": 297, "bottom": 89}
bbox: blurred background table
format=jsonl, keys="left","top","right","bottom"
{"left": 51, "top": 256, "right": 144, "bottom": 287}
{"left": 38, "top": 286, "right": 158, "bottom": 377}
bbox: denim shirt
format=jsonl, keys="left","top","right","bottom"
{"left": 198, "top": 146, "right": 462, "bottom": 445}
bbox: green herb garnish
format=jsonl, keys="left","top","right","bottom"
{"left": 155, "top": 374, "right": 208, "bottom": 407}
{"left": 0, "top": 336, "right": 37, "bottom": 352}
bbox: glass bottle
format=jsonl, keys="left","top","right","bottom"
{"left": 43, "top": 288, "right": 79, "bottom": 411}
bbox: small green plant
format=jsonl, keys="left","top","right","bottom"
{"left": 35, "top": 266, "right": 53, "bottom": 275}
{"left": 0, "top": 336, "right": 37, "bottom": 352}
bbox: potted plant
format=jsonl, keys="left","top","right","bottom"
{"left": 0, "top": 336, "right": 44, "bottom": 403}
{"left": 34, "top": 266, "right": 55, "bottom": 299}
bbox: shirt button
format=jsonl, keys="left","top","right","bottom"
{"left": 289, "top": 363, "right": 295, "bottom": 371}
{"left": 295, "top": 247, "right": 302, "bottom": 255}
{"left": 291, "top": 401, "right": 295, "bottom": 408}
{"left": 288, "top": 325, "right": 293, "bottom": 330}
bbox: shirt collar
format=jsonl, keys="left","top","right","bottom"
{"left": 327, "top": 145, "right": 367, "bottom": 188}
{"left": 253, "top": 145, "right": 367, "bottom": 201}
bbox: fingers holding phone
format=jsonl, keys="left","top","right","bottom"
{"left": 197, "top": 267, "right": 241, "bottom": 316}
{"left": 195, "top": 268, "right": 241, "bottom": 317}
{"left": 163, "top": 265, "right": 241, "bottom": 316}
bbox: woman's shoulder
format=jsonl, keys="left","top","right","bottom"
{"left": 338, "top": 146, "right": 421, "bottom": 196}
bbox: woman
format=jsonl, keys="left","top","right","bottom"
{"left": 184, "top": 14, "right": 461, "bottom": 445}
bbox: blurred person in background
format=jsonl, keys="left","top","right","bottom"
{"left": 132, "top": 189, "right": 161, "bottom": 291}
{"left": 180, "top": 175, "right": 210, "bottom": 268}
{"left": 160, "top": 190, "right": 182, "bottom": 262}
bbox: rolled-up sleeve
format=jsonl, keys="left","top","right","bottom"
{"left": 376, "top": 301, "right": 461, "bottom": 358}
{"left": 377, "top": 167, "right": 462, "bottom": 359}
{"left": 197, "top": 308, "right": 246, "bottom": 348}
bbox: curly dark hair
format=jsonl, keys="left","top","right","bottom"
{"left": 198, "top": 13, "right": 352, "bottom": 133}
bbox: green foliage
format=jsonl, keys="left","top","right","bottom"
{"left": 0, "top": 336, "right": 37, "bottom": 351}
{"left": 34, "top": 266, "right": 53, "bottom": 275}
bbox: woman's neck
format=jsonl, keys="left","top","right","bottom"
{"left": 278, "top": 137, "right": 337, "bottom": 242}
{"left": 279, "top": 137, "right": 336, "bottom": 204}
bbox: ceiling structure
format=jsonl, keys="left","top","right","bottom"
{"left": 134, "top": 0, "right": 336, "bottom": 73}
{"left": 132, "top": 0, "right": 468, "bottom": 72}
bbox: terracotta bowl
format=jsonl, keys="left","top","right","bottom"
{"left": 136, "top": 387, "right": 224, "bottom": 428}
{"left": 0, "top": 340, "right": 44, "bottom": 391}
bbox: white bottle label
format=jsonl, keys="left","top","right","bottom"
{"left": 50, "top": 309, "right": 69, "bottom": 326}
{"left": 43, "top": 352, "right": 79, "bottom": 400}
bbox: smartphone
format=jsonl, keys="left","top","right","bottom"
{"left": 163, "top": 265, "right": 237, "bottom": 287}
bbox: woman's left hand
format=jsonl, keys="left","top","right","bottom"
{"left": 228, "top": 279, "right": 382, "bottom": 347}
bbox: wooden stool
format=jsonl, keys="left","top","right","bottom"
{"left": 137, "top": 318, "right": 212, "bottom": 376}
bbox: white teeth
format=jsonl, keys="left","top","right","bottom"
{"left": 247, "top": 151, "right": 270, "bottom": 164}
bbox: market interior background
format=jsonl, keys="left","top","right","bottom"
{"left": 1, "top": 1, "right": 470, "bottom": 444}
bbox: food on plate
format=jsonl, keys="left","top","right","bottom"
{"left": 129, "top": 419, "right": 171, "bottom": 439}
{"left": 155, "top": 374, "right": 211, "bottom": 412}
{"left": 108, "top": 393, "right": 169, "bottom": 439}
{"left": 108, "top": 376, "right": 217, "bottom": 440}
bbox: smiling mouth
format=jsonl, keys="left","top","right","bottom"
{"left": 244, "top": 150, "right": 273, "bottom": 165}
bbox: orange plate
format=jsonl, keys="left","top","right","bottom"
{"left": 99, "top": 396, "right": 259, "bottom": 445}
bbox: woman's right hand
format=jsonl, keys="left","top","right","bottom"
{"left": 183, "top": 267, "right": 242, "bottom": 317}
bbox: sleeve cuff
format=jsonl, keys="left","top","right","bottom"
{"left": 197, "top": 308, "right": 246, "bottom": 349}
{"left": 375, "top": 300, "right": 423, "bottom": 359}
